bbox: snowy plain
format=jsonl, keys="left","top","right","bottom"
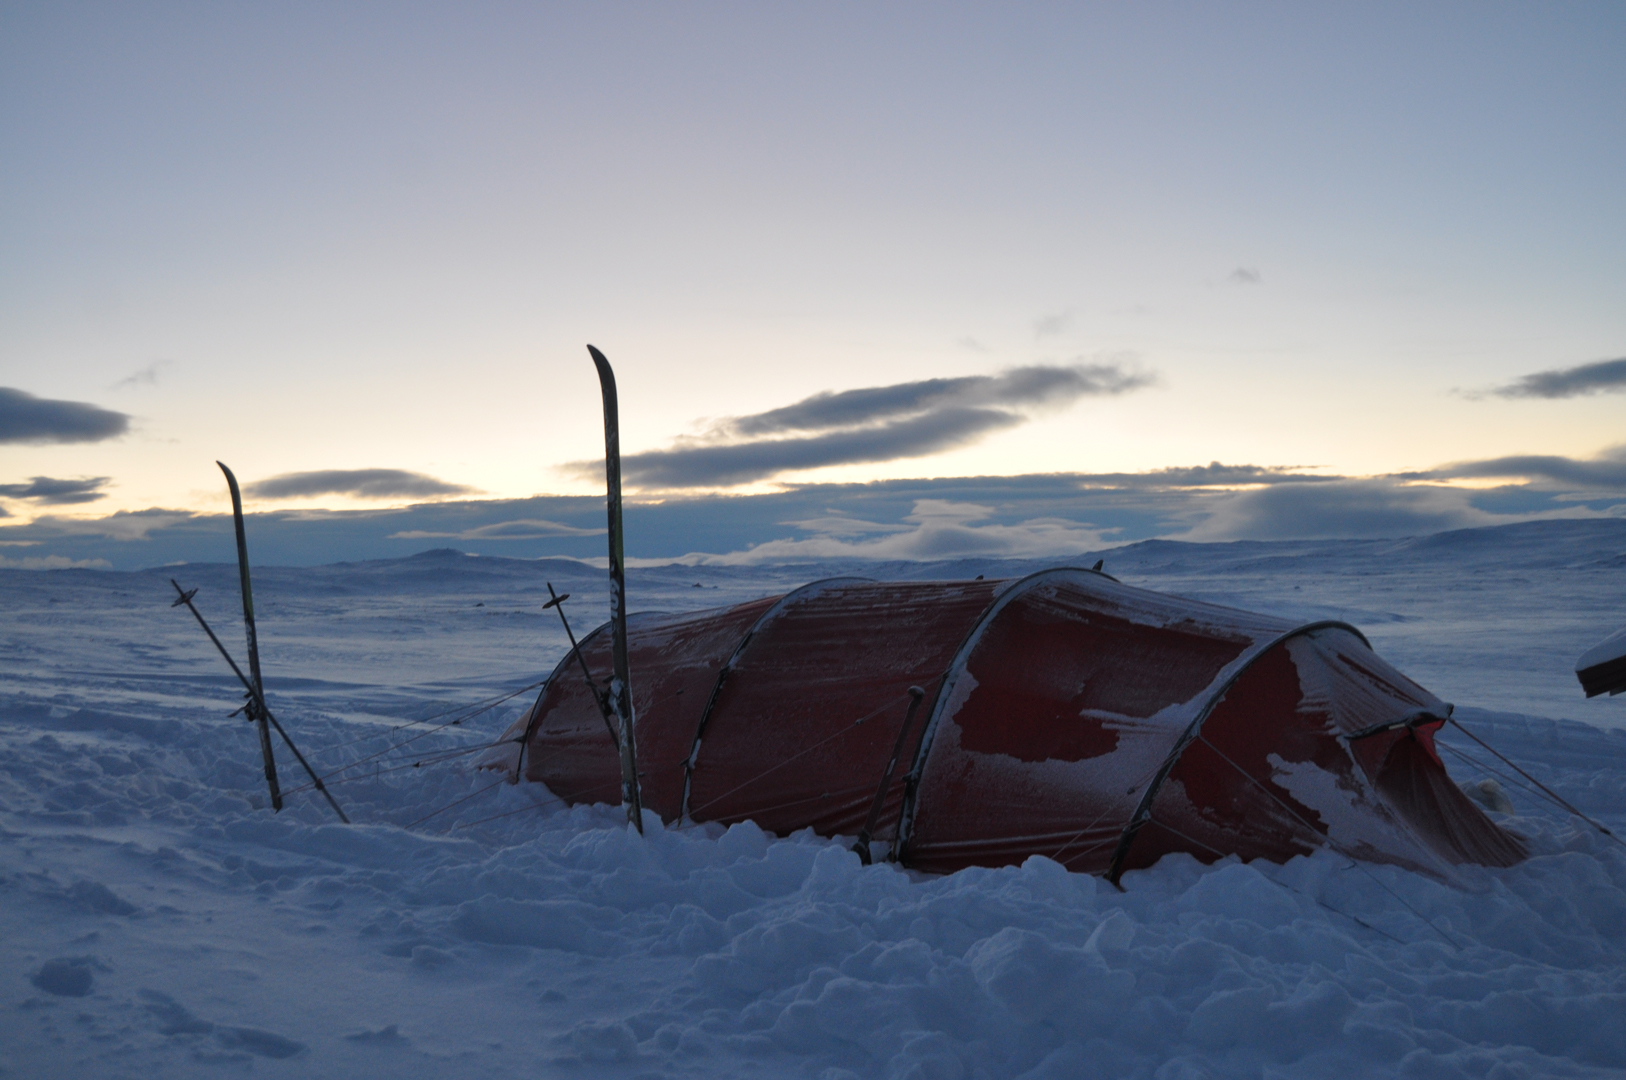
{"left": 2, "top": 518, "right": 1624, "bottom": 1079}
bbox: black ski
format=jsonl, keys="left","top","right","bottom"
{"left": 218, "top": 461, "right": 282, "bottom": 811}
{"left": 588, "top": 345, "right": 644, "bottom": 833}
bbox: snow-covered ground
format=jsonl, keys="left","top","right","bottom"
{"left": 3, "top": 520, "right": 1624, "bottom": 1079}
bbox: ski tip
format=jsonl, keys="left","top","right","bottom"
{"left": 587, "top": 345, "right": 616, "bottom": 391}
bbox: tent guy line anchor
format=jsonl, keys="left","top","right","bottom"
{"left": 169, "top": 578, "right": 350, "bottom": 823}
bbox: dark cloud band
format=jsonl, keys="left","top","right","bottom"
{"left": 0, "top": 388, "right": 129, "bottom": 444}
{"left": 584, "top": 362, "right": 1155, "bottom": 489}
{"left": 1420, "top": 447, "right": 1626, "bottom": 491}
{"left": 729, "top": 364, "right": 1150, "bottom": 438}
{"left": 1486, "top": 357, "right": 1626, "bottom": 399}
{"left": 246, "top": 469, "right": 475, "bottom": 500}
{"left": 4, "top": 449, "right": 1623, "bottom": 569}
{"left": 617, "top": 407, "right": 1024, "bottom": 488}
{"left": 0, "top": 476, "right": 111, "bottom": 505}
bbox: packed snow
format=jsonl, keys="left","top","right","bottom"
{"left": 2, "top": 520, "right": 1624, "bottom": 1079}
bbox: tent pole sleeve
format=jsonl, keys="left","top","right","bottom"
{"left": 851, "top": 686, "right": 926, "bottom": 864}
{"left": 678, "top": 576, "right": 873, "bottom": 822}
{"left": 1103, "top": 620, "right": 1366, "bottom": 885}
{"left": 891, "top": 567, "right": 1107, "bottom": 864}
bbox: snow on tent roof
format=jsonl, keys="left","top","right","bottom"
{"left": 1576, "top": 625, "right": 1626, "bottom": 697}
{"left": 488, "top": 567, "right": 1526, "bottom": 878}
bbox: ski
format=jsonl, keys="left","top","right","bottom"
{"left": 588, "top": 345, "right": 644, "bottom": 833}
{"left": 218, "top": 461, "right": 282, "bottom": 811}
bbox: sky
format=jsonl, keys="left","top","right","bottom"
{"left": 2, "top": 2, "right": 1624, "bottom": 569}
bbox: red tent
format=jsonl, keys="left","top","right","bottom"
{"left": 490, "top": 568, "right": 1525, "bottom": 878}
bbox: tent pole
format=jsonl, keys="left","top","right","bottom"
{"left": 851, "top": 686, "right": 926, "bottom": 865}
{"left": 588, "top": 345, "right": 644, "bottom": 834}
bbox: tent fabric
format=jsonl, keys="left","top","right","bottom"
{"left": 489, "top": 568, "right": 1525, "bottom": 877}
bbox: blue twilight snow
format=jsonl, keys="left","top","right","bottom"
{"left": 1, "top": 526, "right": 1623, "bottom": 1078}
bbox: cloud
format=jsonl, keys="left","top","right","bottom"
{"left": 1180, "top": 480, "right": 1512, "bottom": 541}
{"left": 246, "top": 469, "right": 476, "bottom": 500}
{"left": 6, "top": 454, "right": 1625, "bottom": 571}
{"left": 777, "top": 513, "right": 912, "bottom": 537}
{"left": 0, "top": 509, "right": 195, "bottom": 542}
{"left": 389, "top": 519, "right": 605, "bottom": 541}
{"left": 1479, "top": 357, "right": 1626, "bottom": 399}
{"left": 113, "top": 361, "right": 169, "bottom": 390}
{"left": 1228, "top": 267, "right": 1262, "bottom": 285}
{"left": 677, "top": 499, "right": 1118, "bottom": 565}
{"left": 727, "top": 364, "right": 1146, "bottom": 438}
{"left": 614, "top": 407, "right": 1024, "bottom": 488}
{"left": 956, "top": 337, "right": 990, "bottom": 353}
{"left": 0, "top": 476, "right": 111, "bottom": 505}
{"left": 589, "top": 363, "right": 1157, "bottom": 490}
{"left": 1075, "top": 461, "right": 1332, "bottom": 489}
{"left": 1412, "top": 446, "right": 1626, "bottom": 491}
{"left": 0, "top": 553, "right": 111, "bottom": 570}
{"left": 0, "top": 388, "right": 129, "bottom": 444}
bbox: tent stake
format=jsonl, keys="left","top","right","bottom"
{"left": 169, "top": 579, "right": 349, "bottom": 823}
{"left": 588, "top": 345, "right": 644, "bottom": 834}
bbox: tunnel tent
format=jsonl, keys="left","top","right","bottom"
{"left": 489, "top": 567, "right": 1526, "bottom": 879}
